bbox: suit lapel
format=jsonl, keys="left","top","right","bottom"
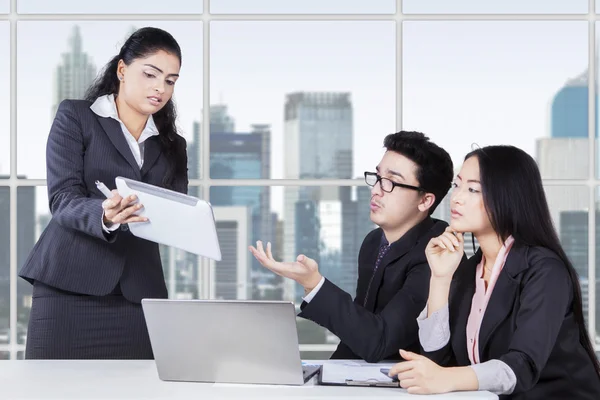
{"left": 140, "top": 136, "right": 162, "bottom": 177}
{"left": 450, "top": 255, "right": 478, "bottom": 366}
{"left": 363, "top": 218, "right": 435, "bottom": 311}
{"left": 477, "top": 247, "right": 525, "bottom": 358}
{"left": 97, "top": 117, "right": 141, "bottom": 179}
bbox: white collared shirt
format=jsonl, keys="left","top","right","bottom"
{"left": 90, "top": 94, "right": 160, "bottom": 233}
{"left": 90, "top": 94, "right": 160, "bottom": 168}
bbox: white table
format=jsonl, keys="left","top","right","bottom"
{"left": 0, "top": 360, "right": 498, "bottom": 399}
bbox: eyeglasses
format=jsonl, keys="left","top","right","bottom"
{"left": 364, "top": 171, "right": 425, "bottom": 193}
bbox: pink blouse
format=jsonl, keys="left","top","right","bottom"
{"left": 466, "top": 235, "right": 515, "bottom": 364}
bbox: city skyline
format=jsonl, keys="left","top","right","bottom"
{"left": 3, "top": 21, "right": 598, "bottom": 216}
{"left": 3, "top": 15, "right": 600, "bottom": 349}
{"left": 4, "top": 21, "right": 597, "bottom": 178}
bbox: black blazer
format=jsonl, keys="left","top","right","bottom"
{"left": 19, "top": 99, "right": 188, "bottom": 303}
{"left": 298, "top": 217, "right": 448, "bottom": 363}
{"left": 423, "top": 244, "right": 600, "bottom": 399}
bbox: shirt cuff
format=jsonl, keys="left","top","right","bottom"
{"left": 416, "top": 304, "right": 451, "bottom": 352}
{"left": 102, "top": 211, "right": 120, "bottom": 233}
{"left": 470, "top": 359, "right": 517, "bottom": 395}
{"left": 302, "top": 276, "right": 326, "bottom": 303}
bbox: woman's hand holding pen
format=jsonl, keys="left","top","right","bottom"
{"left": 102, "top": 190, "right": 148, "bottom": 225}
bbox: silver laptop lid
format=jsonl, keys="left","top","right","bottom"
{"left": 141, "top": 299, "right": 306, "bottom": 385}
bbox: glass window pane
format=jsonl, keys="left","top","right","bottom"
{"left": 595, "top": 23, "right": 600, "bottom": 179}
{"left": 17, "top": 186, "right": 47, "bottom": 345}
{"left": 0, "top": 186, "right": 8, "bottom": 344}
{"left": 161, "top": 186, "right": 203, "bottom": 300}
{"left": 211, "top": 185, "right": 375, "bottom": 346}
{"left": 17, "top": 0, "right": 202, "bottom": 14}
{"left": 211, "top": 0, "right": 394, "bottom": 14}
{"left": 211, "top": 22, "right": 395, "bottom": 180}
{"left": 0, "top": 352, "right": 9, "bottom": 359}
{"left": 594, "top": 187, "right": 600, "bottom": 346}
{"left": 403, "top": 0, "right": 587, "bottom": 14}
{"left": 403, "top": 21, "right": 588, "bottom": 179}
{"left": 546, "top": 186, "right": 594, "bottom": 342}
{"left": 0, "top": 0, "right": 7, "bottom": 13}
{"left": 18, "top": 21, "right": 203, "bottom": 179}
{"left": 0, "top": 22, "right": 8, "bottom": 176}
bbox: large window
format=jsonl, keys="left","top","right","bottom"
{"left": 1, "top": 0, "right": 599, "bottom": 359}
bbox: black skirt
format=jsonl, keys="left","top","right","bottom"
{"left": 25, "top": 280, "right": 154, "bottom": 359}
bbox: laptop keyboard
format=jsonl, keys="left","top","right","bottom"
{"left": 302, "top": 364, "right": 322, "bottom": 382}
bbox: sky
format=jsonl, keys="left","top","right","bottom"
{"left": 0, "top": 2, "right": 598, "bottom": 217}
{"left": 402, "top": 20, "right": 589, "bottom": 168}
{"left": 13, "top": 21, "right": 203, "bottom": 181}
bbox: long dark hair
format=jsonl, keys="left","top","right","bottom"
{"left": 466, "top": 145, "right": 600, "bottom": 376}
{"left": 84, "top": 27, "right": 185, "bottom": 189}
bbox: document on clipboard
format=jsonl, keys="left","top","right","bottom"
{"left": 114, "top": 176, "right": 222, "bottom": 261}
{"left": 318, "top": 362, "right": 400, "bottom": 387}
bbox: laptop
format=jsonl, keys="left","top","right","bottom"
{"left": 141, "top": 299, "right": 322, "bottom": 385}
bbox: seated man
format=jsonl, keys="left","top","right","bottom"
{"left": 250, "top": 131, "right": 454, "bottom": 362}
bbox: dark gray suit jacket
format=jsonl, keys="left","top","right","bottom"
{"left": 19, "top": 99, "right": 188, "bottom": 303}
{"left": 423, "top": 245, "right": 600, "bottom": 399}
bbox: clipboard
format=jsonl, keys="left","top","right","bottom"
{"left": 115, "top": 176, "right": 222, "bottom": 261}
{"left": 317, "top": 362, "right": 400, "bottom": 388}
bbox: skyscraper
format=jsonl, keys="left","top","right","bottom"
{"left": 51, "top": 25, "right": 96, "bottom": 118}
{"left": 185, "top": 105, "right": 273, "bottom": 298}
{"left": 537, "top": 67, "right": 594, "bottom": 229}
{"left": 211, "top": 206, "right": 251, "bottom": 300}
{"left": 339, "top": 185, "right": 374, "bottom": 296}
{"left": 538, "top": 65, "right": 598, "bottom": 343}
{"left": 550, "top": 69, "right": 597, "bottom": 139}
{"left": 282, "top": 92, "right": 354, "bottom": 302}
{"left": 560, "top": 210, "right": 600, "bottom": 341}
{"left": 210, "top": 104, "right": 236, "bottom": 133}
{"left": 210, "top": 120, "right": 273, "bottom": 282}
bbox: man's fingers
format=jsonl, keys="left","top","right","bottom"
{"left": 256, "top": 241, "right": 267, "bottom": 258}
{"left": 297, "top": 255, "right": 317, "bottom": 269}
{"left": 266, "top": 242, "right": 274, "bottom": 260}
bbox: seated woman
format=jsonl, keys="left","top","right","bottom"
{"left": 388, "top": 145, "right": 600, "bottom": 399}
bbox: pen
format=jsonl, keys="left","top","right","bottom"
{"left": 95, "top": 180, "right": 115, "bottom": 199}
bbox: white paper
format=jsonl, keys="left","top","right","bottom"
{"left": 321, "top": 362, "right": 396, "bottom": 384}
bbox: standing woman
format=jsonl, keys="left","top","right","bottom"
{"left": 388, "top": 145, "right": 600, "bottom": 398}
{"left": 20, "top": 27, "right": 188, "bottom": 359}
